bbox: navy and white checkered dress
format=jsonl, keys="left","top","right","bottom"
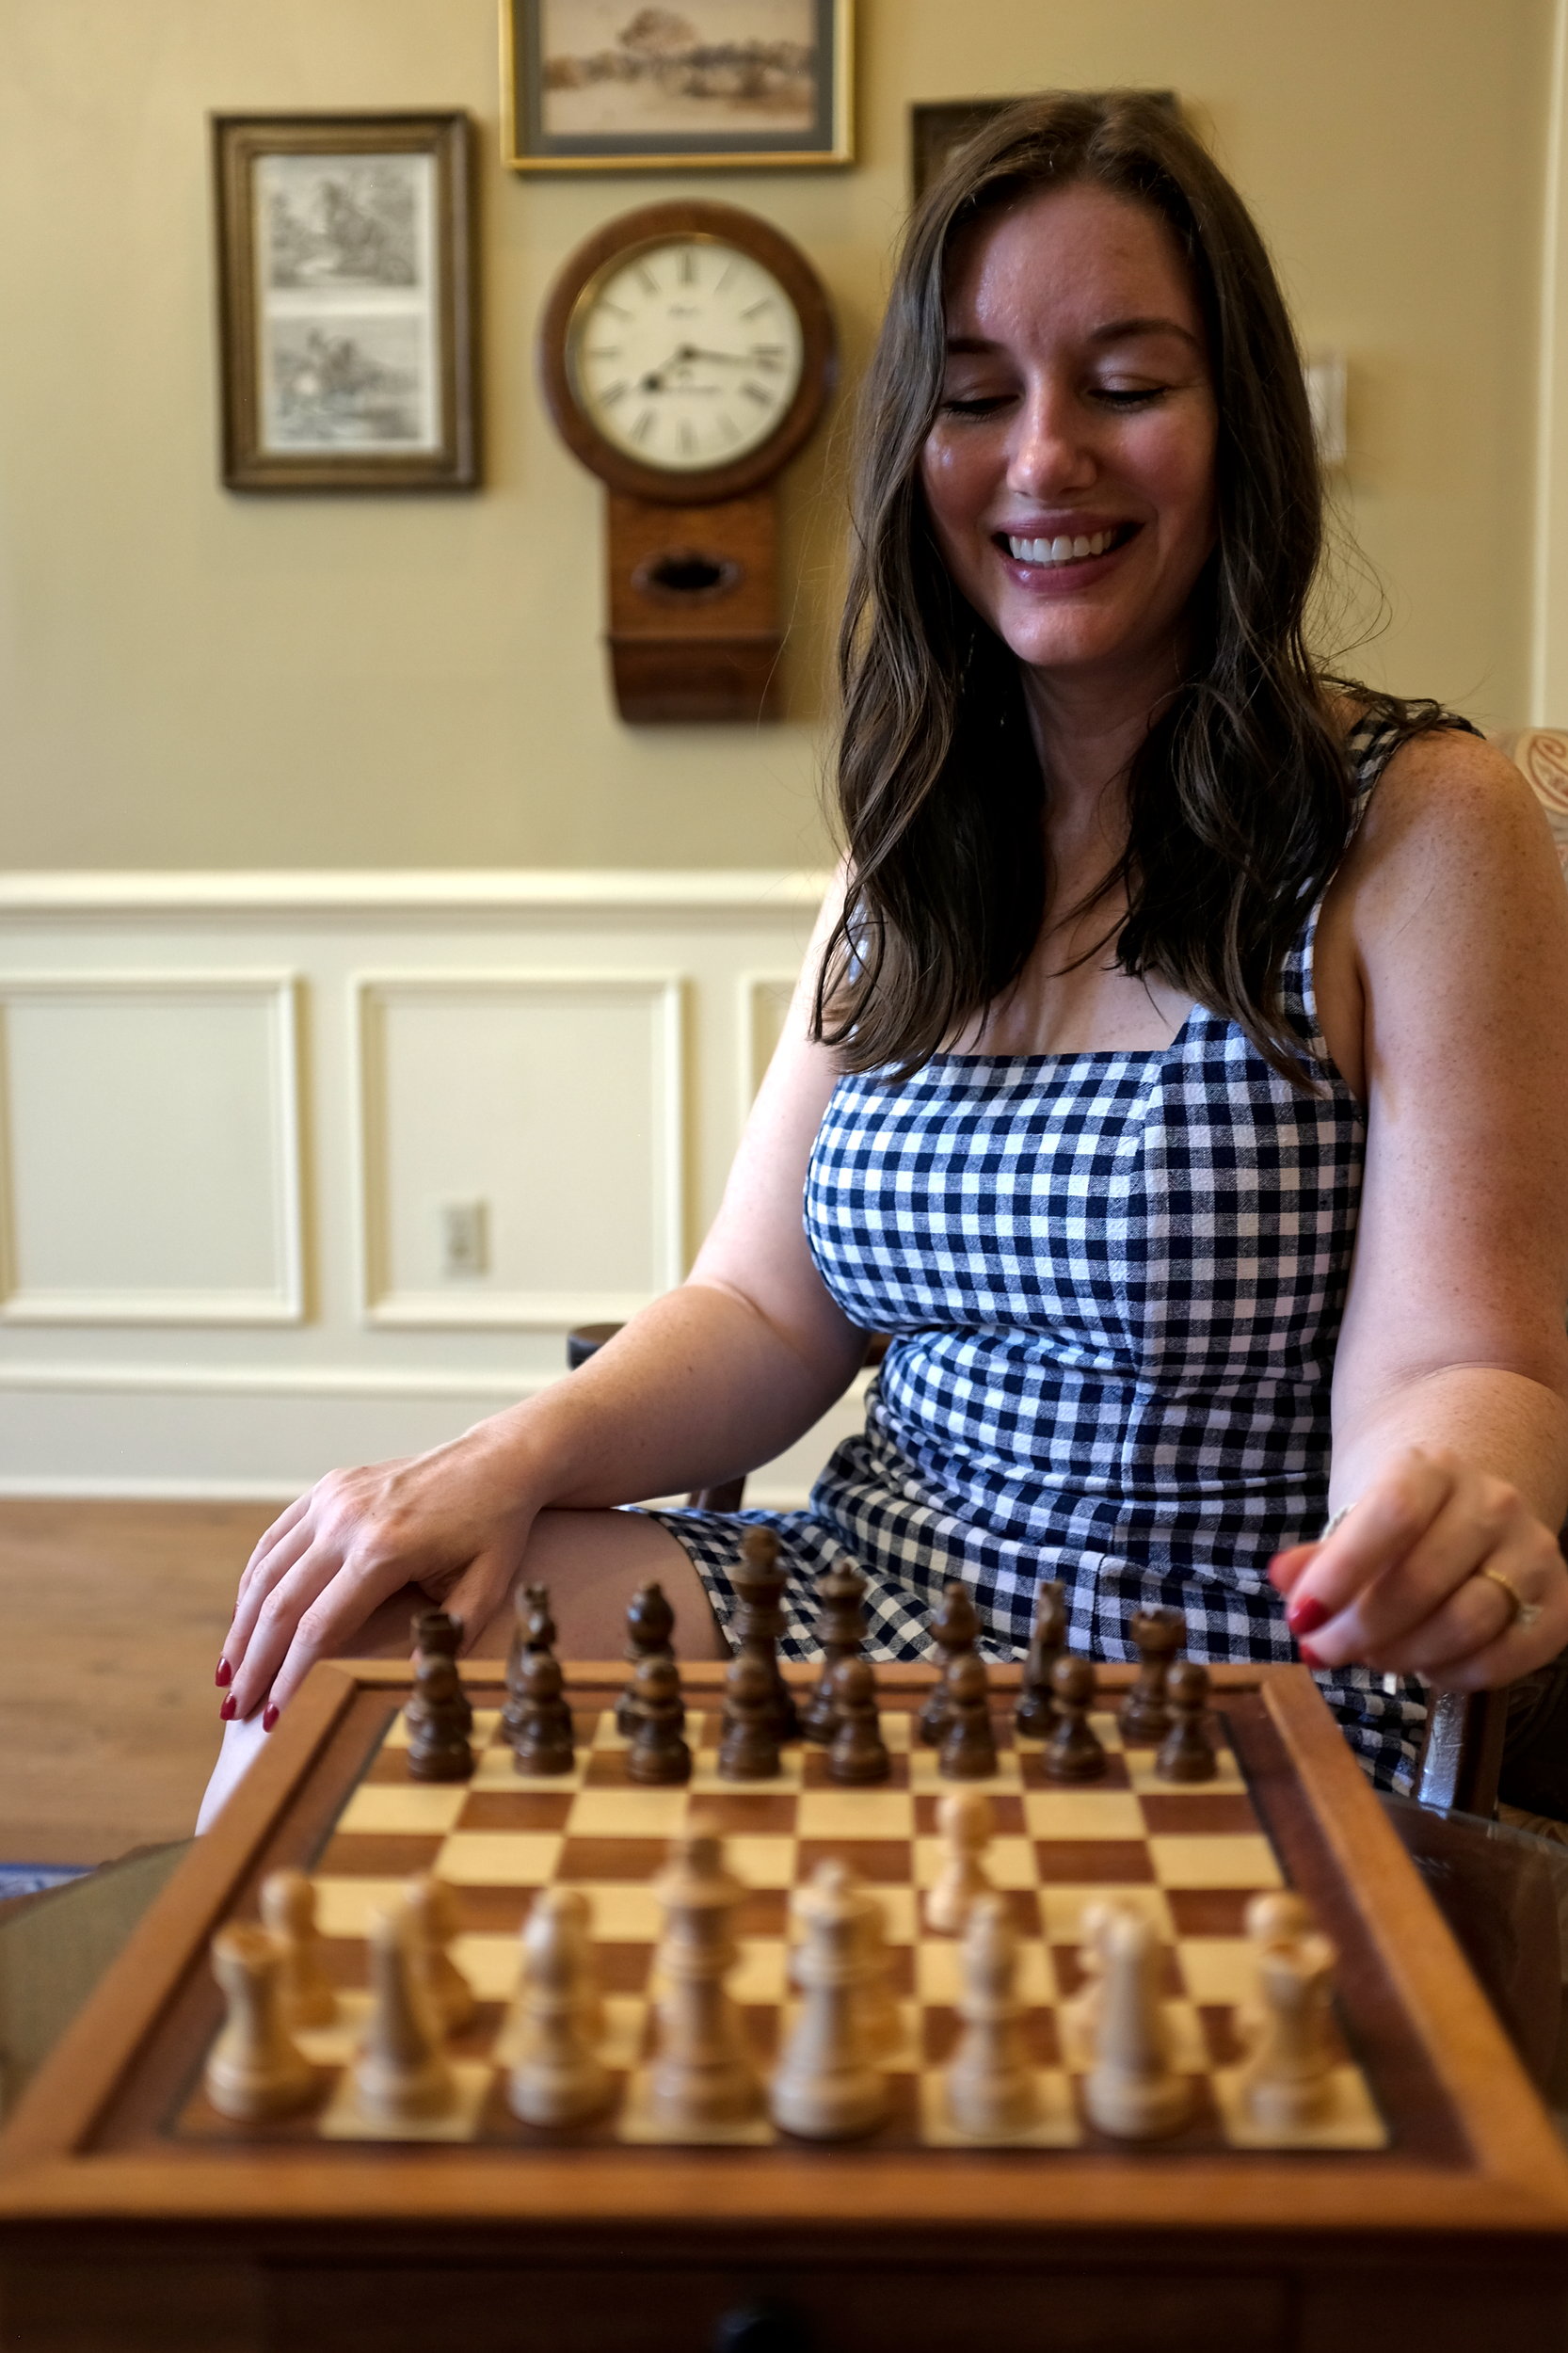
{"left": 649, "top": 713, "right": 1461, "bottom": 1791}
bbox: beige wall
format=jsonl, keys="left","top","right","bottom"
{"left": 0, "top": 0, "right": 1551, "bottom": 872}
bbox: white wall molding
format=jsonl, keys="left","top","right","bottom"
{"left": 0, "top": 870, "right": 831, "bottom": 917}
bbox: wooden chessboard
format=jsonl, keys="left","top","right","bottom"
{"left": 3, "top": 1657, "right": 1568, "bottom": 2353}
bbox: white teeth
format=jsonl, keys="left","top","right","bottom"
{"left": 1006, "top": 529, "right": 1114, "bottom": 565}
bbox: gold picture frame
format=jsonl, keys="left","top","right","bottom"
{"left": 501, "top": 1, "right": 854, "bottom": 172}
{"left": 212, "top": 112, "right": 478, "bottom": 492}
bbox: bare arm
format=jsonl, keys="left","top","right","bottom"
{"left": 222, "top": 881, "right": 866, "bottom": 1717}
{"left": 1270, "top": 732, "right": 1568, "bottom": 1685}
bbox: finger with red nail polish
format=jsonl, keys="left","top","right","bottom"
{"left": 263, "top": 1703, "right": 280, "bottom": 1733}
{"left": 215, "top": 1657, "right": 232, "bottom": 1689}
{"left": 1288, "top": 1594, "right": 1330, "bottom": 1637}
{"left": 1297, "top": 1639, "right": 1326, "bottom": 1669}
{"left": 219, "top": 1693, "right": 237, "bottom": 1721}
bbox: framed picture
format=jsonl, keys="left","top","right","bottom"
{"left": 502, "top": 1, "right": 854, "bottom": 171}
{"left": 910, "top": 92, "right": 1179, "bottom": 201}
{"left": 212, "top": 113, "right": 477, "bottom": 492}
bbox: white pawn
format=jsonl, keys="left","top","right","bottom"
{"left": 404, "top": 1873, "right": 477, "bottom": 2034}
{"left": 1240, "top": 1904, "right": 1339, "bottom": 2131}
{"left": 259, "top": 1867, "right": 338, "bottom": 2029}
{"left": 944, "top": 1894, "right": 1041, "bottom": 2139}
{"left": 648, "top": 1831, "right": 760, "bottom": 2129}
{"left": 1083, "top": 1903, "right": 1192, "bottom": 2141}
{"left": 520, "top": 1885, "right": 604, "bottom": 2044}
{"left": 507, "top": 1886, "right": 611, "bottom": 2127}
{"left": 771, "top": 1860, "right": 888, "bottom": 2141}
{"left": 923, "top": 1789, "right": 994, "bottom": 1935}
{"left": 205, "top": 1922, "right": 316, "bottom": 2121}
{"left": 351, "top": 1902, "right": 458, "bottom": 2127}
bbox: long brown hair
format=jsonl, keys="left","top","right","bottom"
{"left": 813, "top": 90, "right": 1437, "bottom": 1083}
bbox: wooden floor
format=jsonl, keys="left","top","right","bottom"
{"left": 0, "top": 1500, "right": 276, "bottom": 1865}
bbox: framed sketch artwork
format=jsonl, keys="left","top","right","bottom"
{"left": 212, "top": 114, "right": 477, "bottom": 491}
{"left": 502, "top": 2, "right": 854, "bottom": 171}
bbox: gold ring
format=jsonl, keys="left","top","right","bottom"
{"left": 1478, "top": 1565, "right": 1544, "bottom": 1634}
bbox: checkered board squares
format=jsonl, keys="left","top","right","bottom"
{"left": 181, "top": 1702, "right": 1386, "bottom": 2154}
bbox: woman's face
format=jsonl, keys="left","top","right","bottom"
{"left": 920, "top": 182, "right": 1219, "bottom": 693}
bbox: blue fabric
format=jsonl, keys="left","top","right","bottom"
{"left": 649, "top": 712, "right": 1472, "bottom": 1792}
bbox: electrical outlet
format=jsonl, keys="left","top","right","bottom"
{"left": 440, "top": 1198, "right": 488, "bottom": 1280}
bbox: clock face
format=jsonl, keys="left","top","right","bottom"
{"left": 568, "top": 237, "right": 806, "bottom": 475}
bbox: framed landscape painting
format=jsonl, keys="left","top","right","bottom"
{"left": 502, "top": 1, "right": 854, "bottom": 170}
{"left": 212, "top": 114, "right": 477, "bottom": 491}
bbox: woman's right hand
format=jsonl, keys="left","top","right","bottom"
{"left": 218, "top": 1418, "right": 540, "bottom": 1725}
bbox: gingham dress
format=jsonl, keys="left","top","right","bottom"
{"left": 648, "top": 712, "right": 1465, "bottom": 1791}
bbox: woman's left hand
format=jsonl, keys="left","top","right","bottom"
{"left": 1268, "top": 1445, "right": 1568, "bottom": 1689}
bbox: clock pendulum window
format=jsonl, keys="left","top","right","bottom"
{"left": 538, "top": 201, "right": 837, "bottom": 725}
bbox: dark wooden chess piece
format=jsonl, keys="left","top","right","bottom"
{"left": 826, "top": 1656, "right": 890, "bottom": 1785}
{"left": 717, "top": 1653, "right": 782, "bottom": 1781}
{"left": 731, "top": 1528, "right": 799, "bottom": 1742}
{"left": 616, "top": 1578, "right": 676, "bottom": 1737}
{"left": 1156, "top": 1659, "right": 1219, "bottom": 1784}
{"left": 626, "top": 1655, "right": 692, "bottom": 1785}
{"left": 800, "top": 1563, "right": 867, "bottom": 1745}
{"left": 410, "top": 1609, "right": 472, "bottom": 1734}
{"left": 405, "top": 1647, "right": 473, "bottom": 1783}
{"left": 503, "top": 1584, "right": 558, "bottom": 1746}
{"left": 509, "top": 1649, "right": 576, "bottom": 1776}
{"left": 1041, "top": 1653, "right": 1107, "bottom": 1785}
{"left": 1014, "top": 1580, "right": 1066, "bottom": 1740}
{"left": 1119, "top": 1607, "right": 1183, "bottom": 1744}
{"left": 937, "top": 1652, "right": 999, "bottom": 1781}
{"left": 918, "top": 1580, "right": 981, "bottom": 1747}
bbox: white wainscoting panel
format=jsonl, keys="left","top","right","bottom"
{"left": 740, "top": 970, "right": 799, "bottom": 1115}
{"left": 0, "top": 971, "right": 303, "bottom": 1325}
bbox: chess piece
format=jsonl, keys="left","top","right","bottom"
{"left": 1240, "top": 1897, "right": 1339, "bottom": 2129}
{"left": 826, "top": 1656, "right": 890, "bottom": 1785}
{"left": 259, "top": 1866, "right": 337, "bottom": 2029}
{"left": 937, "top": 1651, "right": 999, "bottom": 1780}
{"left": 856, "top": 1891, "right": 902, "bottom": 2059}
{"left": 1061, "top": 1898, "right": 1115, "bottom": 2064}
{"left": 350, "top": 1903, "right": 458, "bottom": 2126}
{"left": 918, "top": 1580, "right": 981, "bottom": 1746}
{"left": 520, "top": 1884, "right": 603, "bottom": 2045}
{"left": 1119, "top": 1608, "right": 1183, "bottom": 1743}
{"left": 1042, "top": 1654, "right": 1107, "bottom": 1784}
{"left": 923, "top": 1789, "right": 994, "bottom": 1934}
{"left": 626, "top": 1655, "right": 692, "bottom": 1785}
{"left": 771, "top": 1860, "right": 889, "bottom": 2140}
{"left": 1014, "top": 1580, "right": 1066, "bottom": 1739}
{"left": 405, "top": 1643, "right": 472, "bottom": 1784}
{"left": 647, "top": 1831, "right": 761, "bottom": 2129}
{"left": 204, "top": 1922, "right": 315, "bottom": 2120}
{"left": 945, "top": 1893, "right": 1041, "bottom": 2138}
{"left": 616, "top": 1578, "right": 676, "bottom": 1737}
{"left": 1156, "top": 1659, "right": 1219, "bottom": 1784}
{"left": 506, "top": 1887, "right": 612, "bottom": 2127}
{"left": 800, "top": 1563, "right": 867, "bottom": 1744}
{"left": 717, "top": 1651, "right": 782, "bottom": 1780}
{"left": 503, "top": 1584, "right": 558, "bottom": 1745}
{"left": 404, "top": 1872, "right": 478, "bottom": 2034}
{"left": 411, "top": 1609, "right": 472, "bottom": 1734}
{"left": 508, "top": 1648, "right": 577, "bottom": 1776}
{"left": 1083, "top": 1903, "right": 1192, "bottom": 2140}
{"left": 731, "top": 1527, "right": 799, "bottom": 1741}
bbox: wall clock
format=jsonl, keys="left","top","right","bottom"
{"left": 538, "top": 200, "right": 836, "bottom": 723}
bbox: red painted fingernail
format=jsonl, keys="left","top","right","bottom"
{"left": 1297, "top": 1639, "right": 1326, "bottom": 1669}
{"left": 262, "top": 1703, "right": 279, "bottom": 1733}
{"left": 215, "top": 1657, "right": 232, "bottom": 1689}
{"left": 218, "top": 1694, "right": 237, "bottom": 1721}
{"left": 1288, "top": 1595, "right": 1329, "bottom": 1636}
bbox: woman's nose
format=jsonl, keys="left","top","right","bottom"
{"left": 1007, "top": 388, "right": 1096, "bottom": 498}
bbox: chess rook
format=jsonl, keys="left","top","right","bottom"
{"left": 924, "top": 1788, "right": 994, "bottom": 1934}
{"left": 1157, "top": 1659, "right": 1219, "bottom": 1783}
{"left": 626, "top": 1655, "right": 692, "bottom": 1785}
{"left": 350, "top": 1904, "right": 458, "bottom": 2127}
{"left": 731, "top": 1527, "right": 799, "bottom": 1741}
{"left": 1083, "top": 1903, "right": 1192, "bottom": 2140}
{"left": 507, "top": 1648, "right": 577, "bottom": 1777}
{"left": 411, "top": 1609, "right": 472, "bottom": 1735}
{"left": 771, "top": 1861, "right": 890, "bottom": 2140}
{"left": 826, "top": 1655, "right": 890, "bottom": 1785}
{"left": 717, "top": 1651, "right": 782, "bottom": 1781}
{"left": 616, "top": 1578, "right": 675, "bottom": 1737}
{"left": 404, "top": 1873, "right": 478, "bottom": 2035}
{"left": 205, "top": 1922, "right": 316, "bottom": 2121}
{"left": 647, "top": 1832, "right": 761, "bottom": 2130}
{"left": 259, "top": 1866, "right": 337, "bottom": 2030}
{"left": 1119, "top": 1608, "right": 1182, "bottom": 1744}
{"left": 507, "top": 1887, "right": 611, "bottom": 2128}
{"left": 945, "top": 1893, "right": 1041, "bottom": 2138}
{"left": 1241, "top": 1896, "right": 1339, "bottom": 2130}
{"left": 937, "top": 1651, "right": 998, "bottom": 1780}
{"left": 1042, "top": 1654, "right": 1107, "bottom": 1784}
{"left": 1014, "top": 1579, "right": 1066, "bottom": 1739}
{"left": 800, "top": 1563, "right": 867, "bottom": 1744}
{"left": 918, "top": 1580, "right": 980, "bottom": 1747}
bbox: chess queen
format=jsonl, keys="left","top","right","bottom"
{"left": 205, "top": 91, "right": 1568, "bottom": 1827}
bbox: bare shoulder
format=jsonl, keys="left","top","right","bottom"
{"left": 1340, "top": 722, "right": 1563, "bottom": 919}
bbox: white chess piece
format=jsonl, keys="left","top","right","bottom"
{"left": 205, "top": 1922, "right": 316, "bottom": 2121}
{"left": 647, "top": 1831, "right": 760, "bottom": 2129}
{"left": 944, "top": 1894, "right": 1041, "bottom": 2138}
{"left": 1240, "top": 1904, "right": 1339, "bottom": 2130}
{"left": 923, "top": 1789, "right": 994, "bottom": 1934}
{"left": 259, "top": 1867, "right": 337, "bottom": 2029}
{"left": 506, "top": 1887, "right": 611, "bottom": 2127}
{"left": 1082, "top": 1903, "right": 1192, "bottom": 2140}
{"left": 351, "top": 1902, "right": 458, "bottom": 2127}
{"left": 771, "top": 1861, "right": 889, "bottom": 2140}
{"left": 404, "top": 1872, "right": 478, "bottom": 2034}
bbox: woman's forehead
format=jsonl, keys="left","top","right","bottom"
{"left": 942, "top": 183, "right": 1202, "bottom": 344}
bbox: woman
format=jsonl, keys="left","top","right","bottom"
{"left": 207, "top": 92, "right": 1568, "bottom": 1821}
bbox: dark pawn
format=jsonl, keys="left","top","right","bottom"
{"left": 1157, "top": 1660, "right": 1219, "bottom": 1784}
{"left": 1014, "top": 1581, "right": 1066, "bottom": 1740}
{"left": 731, "top": 1527, "right": 799, "bottom": 1741}
{"left": 410, "top": 1609, "right": 472, "bottom": 1735}
{"left": 627, "top": 1656, "right": 692, "bottom": 1785}
{"left": 800, "top": 1563, "right": 867, "bottom": 1745}
{"left": 616, "top": 1578, "right": 675, "bottom": 1737}
{"left": 937, "top": 1651, "right": 999, "bottom": 1781}
{"left": 510, "top": 1649, "right": 576, "bottom": 1776}
{"left": 918, "top": 1580, "right": 981, "bottom": 1747}
{"left": 503, "top": 1583, "right": 557, "bottom": 1746}
{"left": 717, "top": 1653, "right": 782, "bottom": 1781}
{"left": 1042, "top": 1654, "right": 1107, "bottom": 1785}
{"left": 1120, "top": 1607, "right": 1183, "bottom": 1745}
{"left": 827, "top": 1656, "right": 890, "bottom": 1785}
{"left": 406, "top": 1651, "right": 472, "bottom": 1783}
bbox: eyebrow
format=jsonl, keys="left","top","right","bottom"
{"left": 944, "top": 315, "right": 1204, "bottom": 355}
